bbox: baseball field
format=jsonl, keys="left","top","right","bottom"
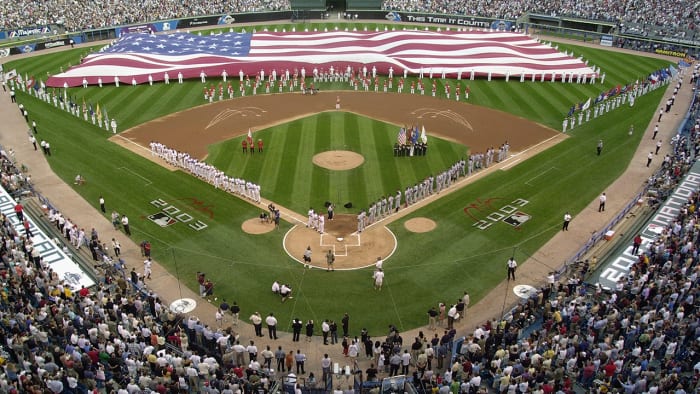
{"left": 4, "top": 21, "right": 672, "bottom": 333}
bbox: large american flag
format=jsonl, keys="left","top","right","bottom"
{"left": 47, "top": 30, "right": 595, "bottom": 87}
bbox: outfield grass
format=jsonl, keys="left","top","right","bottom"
{"left": 3, "top": 22, "right": 673, "bottom": 333}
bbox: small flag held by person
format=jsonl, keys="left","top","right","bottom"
{"left": 581, "top": 98, "right": 591, "bottom": 111}
{"left": 397, "top": 127, "right": 406, "bottom": 145}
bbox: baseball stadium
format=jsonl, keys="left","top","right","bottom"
{"left": 0, "top": 0, "right": 698, "bottom": 392}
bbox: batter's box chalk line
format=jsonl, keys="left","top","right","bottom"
{"left": 320, "top": 233, "right": 361, "bottom": 257}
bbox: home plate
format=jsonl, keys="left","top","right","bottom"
{"left": 337, "top": 237, "right": 344, "bottom": 242}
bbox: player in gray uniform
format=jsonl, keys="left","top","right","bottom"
{"left": 368, "top": 202, "right": 376, "bottom": 224}
{"left": 381, "top": 197, "right": 388, "bottom": 217}
{"left": 387, "top": 195, "right": 394, "bottom": 215}
{"left": 357, "top": 211, "right": 364, "bottom": 233}
{"left": 394, "top": 190, "right": 402, "bottom": 212}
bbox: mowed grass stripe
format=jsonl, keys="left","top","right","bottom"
{"left": 274, "top": 121, "right": 301, "bottom": 208}
{"left": 499, "top": 83, "right": 547, "bottom": 121}
{"left": 476, "top": 81, "right": 506, "bottom": 110}
{"left": 514, "top": 85, "right": 564, "bottom": 123}
{"left": 257, "top": 129, "right": 286, "bottom": 194}
{"left": 99, "top": 86, "right": 152, "bottom": 126}
{"left": 216, "top": 142, "right": 238, "bottom": 176}
{"left": 24, "top": 49, "right": 85, "bottom": 77}
{"left": 159, "top": 85, "right": 204, "bottom": 118}
{"left": 375, "top": 123, "right": 403, "bottom": 200}
{"left": 118, "top": 87, "right": 165, "bottom": 126}
{"left": 339, "top": 112, "right": 367, "bottom": 208}
{"left": 291, "top": 116, "right": 318, "bottom": 209}
{"left": 310, "top": 113, "right": 332, "bottom": 207}
{"left": 353, "top": 115, "right": 384, "bottom": 207}
{"left": 370, "top": 118, "right": 399, "bottom": 201}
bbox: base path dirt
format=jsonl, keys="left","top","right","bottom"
{"left": 404, "top": 217, "right": 437, "bottom": 232}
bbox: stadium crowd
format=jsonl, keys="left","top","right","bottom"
{"left": 0, "top": 0, "right": 291, "bottom": 33}
{"left": 381, "top": 0, "right": 698, "bottom": 40}
{"left": 0, "top": 0, "right": 696, "bottom": 46}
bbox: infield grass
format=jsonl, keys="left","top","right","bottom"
{"left": 2, "top": 22, "right": 673, "bottom": 333}
{"left": 207, "top": 111, "right": 467, "bottom": 214}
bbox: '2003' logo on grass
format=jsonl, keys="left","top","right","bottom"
{"left": 464, "top": 198, "right": 530, "bottom": 230}
{"left": 149, "top": 198, "right": 209, "bottom": 231}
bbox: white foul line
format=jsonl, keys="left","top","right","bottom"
{"left": 524, "top": 166, "right": 558, "bottom": 186}
{"left": 118, "top": 166, "right": 153, "bottom": 186}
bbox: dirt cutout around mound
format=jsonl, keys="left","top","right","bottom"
{"left": 241, "top": 218, "right": 275, "bottom": 234}
{"left": 284, "top": 214, "right": 396, "bottom": 270}
{"left": 404, "top": 217, "right": 437, "bottom": 233}
{"left": 312, "top": 150, "right": 364, "bottom": 170}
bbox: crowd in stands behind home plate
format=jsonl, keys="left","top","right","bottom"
{"left": 0, "top": 0, "right": 291, "bottom": 32}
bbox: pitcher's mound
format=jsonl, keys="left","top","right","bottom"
{"left": 242, "top": 218, "right": 275, "bottom": 234}
{"left": 312, "top": 150, "right": 364, "bottom": 170}
{"left": 404, "top": 217, "right": 437, "bottom": 233}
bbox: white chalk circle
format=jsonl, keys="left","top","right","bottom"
{"left": 170, "top": 298, "right": 197, "bottom": 314}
